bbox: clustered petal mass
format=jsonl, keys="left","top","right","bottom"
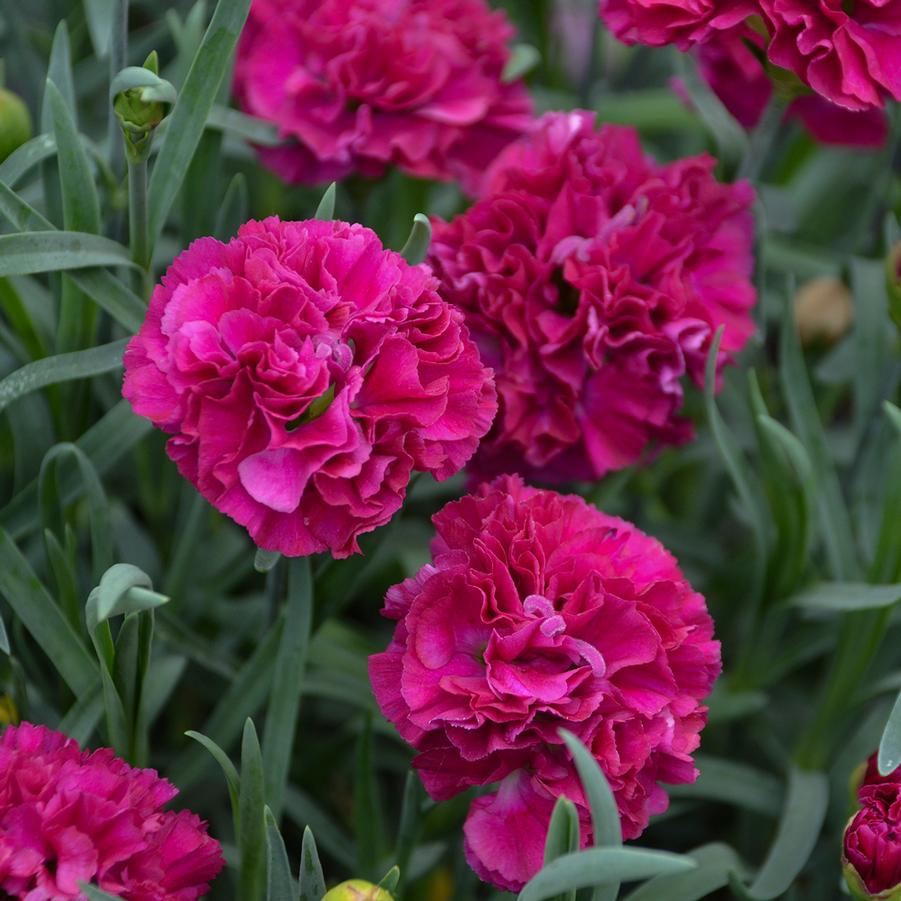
{"left": 0, "top": 723, "right": 222, "bottom": 900}
{"left": 600, "top": 0, "right": 901, "bottom": 141}
{"left": 123, "top": 217, "right": 497, "bottom": 558}
{"left": 844, "top": 754, "right": 901, "bottom": 899}
{"left": 428, "top": 110, "right": 756, "bottom": 483}
{"left": 369, "top": 475, "right": 721, "bottom": 891}
{"left": 233, "top": 0, "right": 533, "bottom": 193}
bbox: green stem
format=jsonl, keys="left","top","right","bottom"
{"left": 738, "top": 95, "right": 786, "bottom": 183}
{"left": 128, "top": 156, "right": 151, "bottom": 294}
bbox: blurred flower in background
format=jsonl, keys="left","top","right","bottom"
{"left": 233, "top": 0, "right": 533, "bottom": 193}
{"left": 430, "top": 110, "right": 756, "bottom": 483}
{"left": 370, "top": 475, "right": 721, "bottom": 890}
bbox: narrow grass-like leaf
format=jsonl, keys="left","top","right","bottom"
{"left": 254, "top": 549, "right": 281, "bottom": 573}
{"left": 399, "top": 213, "right": 431, "bottom": 265}
{"left": 1, "top": 401, "right": 152, "bottom": 540}
{"left": 878, "top": 690, "right": 901, "bottom": 775}
{"left": 263, "top": 557, "right": 313, "bottom": 820}
{"left": 239, "top": 719, "right": 267, "bottom": 901}
{"left": 780, "top": 302, "right": 857, "bottom": 579}
{"left": 790, "top": 582, "right": 901, "bottom": 613}
{"left": 744, "top": 767, "right": 828, "bottom": 899}
{"left": 378, "top": 866, "right": 401, "bottom": 892}
{"left": 518, "top": 848, "right": 696, "bottom": 901}
{"left": 206, "top": 104, "right": 281, "bottom": 146}
{"left": 298, "top": 826, "right": 327, "bottom": 901}
{"left": 394, "top": 772, "right": 421, "bottom": 897}
{"left": 0, "top": 134, "right": 56, "bottom": 187}
{"left": 669, "top": 756, "right": 782, "bottom": 818}
{"left": 265, "top": 806, "right": 295, "bottom": 901}
{"left": 0, "top": 527, "right": 97, "bottom": 695}
{"left": 315, "top": 183, "right": 336, "bottom": 221}
{"left": 47, "top": 80, "right": 100, "bottom": 234}
{"left": 58, "top": 685, "right": 104, "bottom": 745}
{"left": 0, "top": 608, "right": 9, "bottom": 655}
{"left": 42, "top": 24, "right": 76, "bottom": 132}
{"left": 39, "top": 443, "right": 113, "bottom": 584}
{"left": 186, "top": 730, "right": 241, "bottom": 821}
{"left": 559, "top": 730, "right": 621, "bottom": 901}
{"left": 543, "top": 797, "right": 580, "bottom": 901}
{"left": 872, "top": 402, "right": 901, "bottom": 582}
{"left": 621, "top": 843, "right": 745, "bottom": 901}
{"left": 705, "top": 329, "right": 769, "bottom": 602}
{"left": 0, "top": 339, "right": 126, "bottom": 414}
{"left": 83, "top": 0, "right": 116, "bottom": 57}
{"left": 0, "top": 232, "right": 135, "bottom": 276}
{"left": 148, "top": 0, "right": 253, "bottom": 244}
{"left": 214, "top": 173, "right": 249, "bottom": 242}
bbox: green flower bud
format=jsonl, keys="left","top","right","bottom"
{"left": 111, "top": 52, "right": 176, "bottom": 164}
{"left": 0, "top": 86, "right": 32, "bottom": 163}
{"left": 321, "top": 880, "right": 395, "bottom": 901}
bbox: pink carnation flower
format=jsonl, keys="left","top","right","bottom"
{"left": 688, "top": 25, "right": 888, "bottom": 146}
{"left": 598, "top": 0, "right": 756, "bottom": 49}
{"left": 845, "top": 780, "right": 901, "bottom": 898}
{"left": 233, "top": 0, "right": 533, "bottom": 193}
{"left": 428, "top": 111, "right": 756, "bottom": 483}
{"left": 761, "top": 0, "right": 901, "bottom": 112}
{"left": 369, "top": 475, "right": 721, "bottom": 890}
{"left": 0, "top": 723, "right": 222, "bottom": 900}
{"left": 123, "top": 218, "right": 496, "bottom": 558}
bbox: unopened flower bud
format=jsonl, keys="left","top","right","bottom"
{"left": 843, "top": 782, "right": 901, "bottom": 900}
{"left": 0, "top": 86, "right": 32, "bottom": 163}
{"left": 793, "top": 276, "right": 854, "bottom": 346}
{"left": 112, "top": 52, "right": 176, "bottom": 164}
{"left": 321, "top": 880, "right": 395, "bottom": 901}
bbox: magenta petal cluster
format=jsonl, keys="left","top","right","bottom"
{"left": 123, "top": 217, "right": 497, "bottom": 558}
{"left": 428, "top": 110, "right": 756, "bottom": 483}
{"left": 233, "top": 0, "right": 533, "bottom": 193}
{"left": 599, "top": 0, "right": 757, "bottom": 49}
{"left": 0, "top": 723, "right": 222, "bottom": 900}
{"left": 844, "top": 755, "right": 901, "bottom": 898}
{"left": 369, "top": 475, "right": 721, "bottom": 891}
{"left": 761, "top": 0, "right": 901, "bottom": 112}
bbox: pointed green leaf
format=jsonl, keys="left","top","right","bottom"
{"left": 41, "top": 24, "right": 75, "bottom": 133}
{"left": 621, "top": 843, "right": 745, "bottom": 901}
{"left": 878, "top": 690, "right": 901, "bottom": 776}
{"left": 0, "top": 134, "right": 57, "bottom": 187}
{"left": 265, "top": 806, "right": 295, "bottom": 901}
{"left": 518, "top": 848, "right": 696, "bottom": 901}
{"left": 743, "top": 767, "right": 828, "bottom": 899}
{"left": 206, "top": 104, "right": 281, "bottom": 146}
{"left": 83, "top": 0, "right": 116, "bottom": 57}
{"left": 399, "top": 214, "right": 431, "bottom": 266}
{"left": 239, "top": 719, "right": 267, "bottom": 901}
{"left": 791, "top": 582, "right": 901, "bottom": 614}
{"left": 0, "top": 232, "right": 134, "bottom": 276}
{"left": 186, "top": 730, "right": 241, "bottom": 820}
{"left": 502, "top": 44, "right": 540, "bottom": 83}
{"left": 148, "top": 0, "right": 253, "bottom": 243}
{"left": 0, "top": 339, "right": 127, "bottom": 415}
{"left": 543, "top": 796, "right": 580, "bottom": 901}
{"left": 0, "top": 608, "right": 9, "bottom": 655}
{"left": 315, "top": 183, "right": 336, "bottom": 221}
{"left": 79, "top": 885, "right": 122, "bottom": 900}
{"left": 299, "top": 826, "right": 327, "bottom": 901}
{"left": 254, "top": 549, "right": 281, "bottom": 573}
{"left": 378, "top": 866, "right": 400, "bottom": 893}
{"left": 669, "top": 755, "right": 782, "bottom": 818}
{"left": 214, "top": 173, "right": 249, "bottom": 241}
{"left": 86, "top": 563, "right": 167, "bottom": 630}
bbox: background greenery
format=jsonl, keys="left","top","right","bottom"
{"left": 0, "top": 0, "right": 899, "bottom": 898}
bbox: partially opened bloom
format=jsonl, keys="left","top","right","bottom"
{"left": 0, "top": 722, "right": 222, "bottom": 900}
{"left": 845, "top": 785, "right": 901, "bottom": 898}
{"left": 123, "top": 218, "right": 496, "bottom": 558}
{"left": 369, "top": 475, "right": 721, "bottom": 890}
{"left": 429, "top": 110, "right": 756, "bottom": 483}
{"left": 233, "top": 0, "right": 533, "bottom": 193}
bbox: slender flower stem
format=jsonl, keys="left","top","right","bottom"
{"left": 108, "top": 0, "right": 129, "bottom": 179}
{"left": 128, "top": 156, "right": 152, "bottom": 296}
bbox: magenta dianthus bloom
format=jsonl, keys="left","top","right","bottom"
{"left": 0, "top": 723, "right": 222, "bottom": 900}
{"left": 761, "top": 0, "right": 901, "bottom": 112}
{"left": 123, "top": 218, "right": 497, "bottom": 558}
{"left": 845, "top": 785, "right": 901, "bottom": 898}
{"left": 429, "top": 111, "right": 756, "bottom": 483}
{"left": 686, "top": 25, "right": 888, "bottom": 147}
{"left": 233, "top": 0, "right": 533, "bottom": 193}
{"left": 599, "top": 0, "right": 756, "bottom": 49}
{"left": 369, "top": 475, "right": 721, "bottom": 890}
